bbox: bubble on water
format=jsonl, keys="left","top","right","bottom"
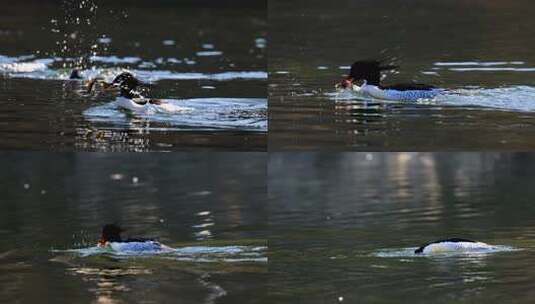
{"left": 98, "top": 37, "right": 112, "bottom": 44}
{"left": 110, "top": 173, "right": 124, "bottom": 180}
{"left": 167, "top": 58, "right": 182, "bottom": 64}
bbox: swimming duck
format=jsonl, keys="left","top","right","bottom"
{"left": 98, "top": 224, "right": 171, "bottom": 252}
{"left": 336, "top": 60, "right": 442, "bottom": 101}
{"left": 84, "top": 71, "right": 173, "bottom": 112}
{"left": 414, "top": 238, "right": 494, "bottom": 254}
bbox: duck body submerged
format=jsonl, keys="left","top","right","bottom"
{"left": 337, "top": 60, "right": 443, "bottom": 101}
{"left": 353, "top": 81, "right": 442, "bottom": 101}
{"left": 98, "top": 224, "right": 172, "bottom": 253}
{"left": 414, "top": 238, "right": 494, "bottom": 254}
{"left": 106, "top": 240, "right": 169, "bottom": 253}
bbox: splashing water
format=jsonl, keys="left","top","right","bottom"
{"left": 53, "top": 245, "right": 268, "bottom": 263}
{"left": 330, "top": 86, "right": 535, "bottom": 112}
{"left": 0, "top": 54, "right": 267, "bottom": 81}
{"left": 83, "top": 97, "right": 267, "bottom": 131}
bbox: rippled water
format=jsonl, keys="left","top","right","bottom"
{"left": 56, "top": 245, "right": 267, "bottom": 263}
{"left": 0, "top": 1, "right": 266, "bottom": 151}
{"left": 0, "top": 152, "right": 267, "bottom": 304}
{"left": 269, "top": 152, "right": 535, "bottom": 303}
{"left": 269, "top": 0, "right": 535, "bottom": 150}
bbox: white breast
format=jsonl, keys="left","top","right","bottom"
{"left": 115, "top": 97, "right": 147, "bottom": 112}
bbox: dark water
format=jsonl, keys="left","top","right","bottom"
{"left": 0, "top": 1, "right": 266, "bottom": 151}
{"left": 269, "top": 152, "right": 535, "bottom": 303}
{"left": 0, "top": 152, "right": 267, "bottom": 304}
{"left": 269, "top": 0, "right": 535, "bottom": 150}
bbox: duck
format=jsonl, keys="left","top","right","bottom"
{"left": 84, "top": 71, "right": 189, "bottom": 113}
{"left": 98, "top": 224, "right": 172, "bottom": 253}
{"left": 336, "top": 60, "right": 442, "bottom": 101}
{"left": 414, "top": 238, "right": 494, "bottom": 254}
{"left": 73, "top": 70, "right": 190, "bottom": 113}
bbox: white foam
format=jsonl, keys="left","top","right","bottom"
{"left": 89, "top": 55, "right": 141, "bottom": 64}
{"left": 83, "top": 97, "right": 267, "bottom": 131}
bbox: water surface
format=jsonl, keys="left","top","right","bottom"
{"left": 269, "top": 152, "right": 535, "bottom": 303}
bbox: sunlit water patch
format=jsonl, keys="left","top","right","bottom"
{"left": 53, "top": 245, "right": 267, "bottom": 263}
{"left": 0, "top": 54, "right": 267, "bottom": 81}
{"left": 329, "top": 86, "right": 535, "bottom": 112}
{"left": 83, "top": 97, "right": 267, "bottom": 131}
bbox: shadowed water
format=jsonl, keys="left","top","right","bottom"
{"left": 269, "top": 152, "right": 535, "bottom": 303}
{"left": 269, "top": 0, "right": 535, "bottom": 150}
{"left": 0, "top": 1, "right": 266, "bottom": 151}
{"left": 0, "top": 152, "right": 267, "bottom": 304}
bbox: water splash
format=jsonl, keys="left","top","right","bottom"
{"left": 83, "top": 97, "right": 267, "bottom": 131}
{"left": 0, "top": 54, "right": 267, "bottom": 81}
{"left": 330, "top": 86, "right": 535, "bottom": 112}
{"left": 53, "top": 245, "right": 267, "bottom": 263}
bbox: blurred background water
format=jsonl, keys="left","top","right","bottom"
{"left": 269, "top": 0, "right": 535, "bottom": 150}
{"left": 0, "top": 152, "right": 267, "bottom": 303}
{"left": 269, "top": 152, "right": 535, "bottom": 303}
{"left": 0, "top": 0, "right": 266, "bottom": 151}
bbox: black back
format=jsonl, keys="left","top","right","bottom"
{"left": 111, "top": 72, "right": 144, "bottom": 98}
{"left": 414, "top": 238, "right": 476, "bottom": 254}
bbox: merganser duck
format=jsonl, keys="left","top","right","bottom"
{"left": 414, "top": 238, "right": 494, "bottom": 254}
{"left": 336, "top": 60, "right": 442, "bottom": 101}
{"left": 83, "top": 71, "right": 173, "bottom": 112}
{"left": 98, "top": 224, "right": 171, "bottom": 252}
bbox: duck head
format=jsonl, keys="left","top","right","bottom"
{"left": 336, "top": 60, "right": 397, "bottom": 89}
{"left": 99, "top": 224, "right": 124, "bottom": 246}
{"left": 110, "top": 72, "right": 147, "bottom": 98}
